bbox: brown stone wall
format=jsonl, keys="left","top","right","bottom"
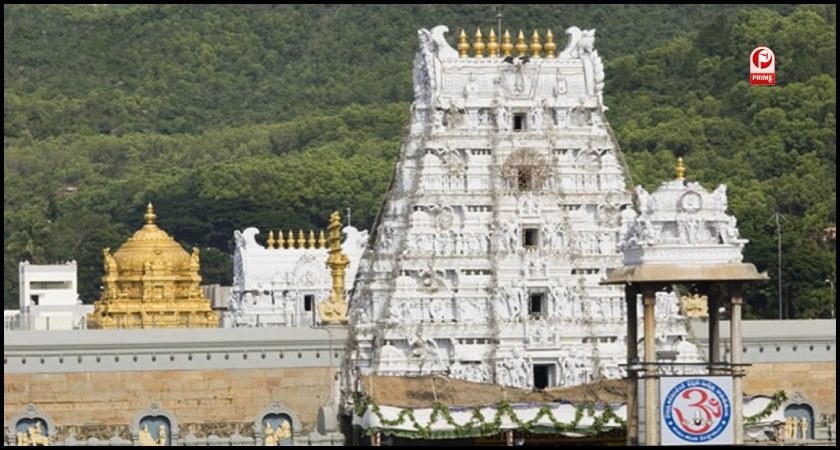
{"left": 743, "top": 361, "right": 836, "bottom": 414}
{"left": 4, "top": 367, "right": 338, "bottom": 433}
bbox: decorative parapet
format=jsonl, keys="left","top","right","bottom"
{"left": 620, "top": 157, "right": 748, "bottom": 266}
{"left": 413, "top": 25, "right": 606, "bottom": 111}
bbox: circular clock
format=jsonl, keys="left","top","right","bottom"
{"left": 679, "top": 191, "right": 703, "bottom": 213}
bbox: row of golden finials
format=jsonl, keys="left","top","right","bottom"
{"left": 456, "top": 29, "right": 559, "bottom": 59}
{"left": 265, "top": 230, "right": 326, "bottom": 250}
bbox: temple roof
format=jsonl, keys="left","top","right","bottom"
{"left": 362, "top": 376, "right": 626, "bottom": 408}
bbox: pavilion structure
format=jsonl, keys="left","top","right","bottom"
{"left": 603, "top": 158, "right": 767, "bottom": 445}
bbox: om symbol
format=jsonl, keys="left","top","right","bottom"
{"left": 663, "top": 378, "right": 731, "bottom": 442}
{"left": 673, "top": 388, "right": 723, "bottom": 434}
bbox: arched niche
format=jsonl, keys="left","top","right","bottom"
{"left": 784, "top": 391, "right": 818, "bottom": 440}
{"left": 132, "top": 401, "right": 179, "bottom": 446}
{"left": 254, "top": 400, "right": 300, "bottom": 446}
{"left": 7, "top": 404, "right": 56, "bottom": 446}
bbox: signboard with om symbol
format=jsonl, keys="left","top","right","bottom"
{"left": 660, "top": 376, "right": 733, "bottom": 445}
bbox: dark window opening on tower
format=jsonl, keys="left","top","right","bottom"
{"left": 517, "top": 167, "right": 532, "bottom": 191}
{"left": 529, "top": 292, "right": 545, "bottom": 316}
{"left": 304, "top": 295, "right": 314, "bottom": 311}
{"left": 524, "top": 228, "right": 539, "bottom": 248}
{"left": 513, "top": 113, "right": 526, "bottom": 131}
{"left": 533, "top": 364, "right": 553, "bottom": 389}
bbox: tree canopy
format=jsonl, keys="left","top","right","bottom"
{"left": 4, "top": 5, "right": 835, "bottom": 318}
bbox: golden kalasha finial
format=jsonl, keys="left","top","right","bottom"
{"left": 297, "top": 230, "right": 306, "bottom": 248}
{"left": 457, "top": 29, "right": 470, "bottom": 58}
{"left": 501, "top": 30, "right": 513, "bottom": 57}
{"left": 530, "top": 30, "right": 542, "bottom": 58}
{"left": 544, "top": 29, "right": 556, "bottom": 58}
{"left": 287, "top": 230, "right": 295, "bottom": 249}
{"left": 277, "top": 229, "right": 285, "bottom": 249}
{"left": 308, "top": 230, "right": 316, "bottom": 249}
{"left": 144, "top": 202, "right": 156, "bottom": 225}
{"left": 487, "top": 29, "right": 499, "bottom": 58}
{"left": 676, "top": 156, "right": 686, "bottom": 180}
{"left": 318, "top": 230, "right": 326, "bottom": 249}
{"left": 472, "top": 28, "right": 485, "bottom": 57}
{"left": 515, "top": 30, "right": 528, "bottom": 57}
{"left": 267, "top": 230, "right": 276, "bottom": 249}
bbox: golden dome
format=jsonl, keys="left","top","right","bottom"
{"left": 113, "top": 203, "right": 190, "bottom": 273}
{"left": 88, "top": 202, "right": 218, "bottom": 329}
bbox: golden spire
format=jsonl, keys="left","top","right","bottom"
{"left": 308, "top": 230, "right": 316, "bottom": 249}
{"left": 287, "top": 230, "right": 295, "bottom": 249}
{"left": 457, "top": 29, "right": 470, "bottom": 58}
{"left": 676, "top": 157, "right": 686, "bottom": 180}
{"left": 473, "top": 28, "right": 485, "bottom": 58}
{"left": 501, "top": 29, "right": 513, "bottom": 57}
{"left": 319, "top": 211, "right": 350, "bottom": 324}
{"left": 267, "top": 230, "right": 276, "bottom": 249}
{"left": 544, "top": 29, "right": 556, "bottom": 58}
{"left": 144, "top": 202, "right": 156, "bottom": 225}
{"left": 318, "top": 230, "right": 327, "bottom": 248}
{"left": 277, "top": 229, "right": 285, "bottom": 249}
{"left": 515, "top": 30, "right": 528, "bottom": 57}
{"left": 297, "top": 230, "right": 306, "bottom": 249}
{"left": 530, "top": 30, "right": 542, "bottom": 58}
{"left": 487, "top": 28, "right": 499, "bottom": 57}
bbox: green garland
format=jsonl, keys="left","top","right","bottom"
{"left": 355, "top": 396, "right": 625, "bottom": 439}
{"left": 744, "top": 390, "right": 787, "bottom": 425}
{"left": 356, "top": 389, "right": 785, "bottom": 438}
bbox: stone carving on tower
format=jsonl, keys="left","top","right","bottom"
{"left": 345, "top": 26, "right": 698, "bottom": 393}
{"left": 224, "top": 212, "right": 367, "bottom": 328}
{"left": 620, "top": 157, "right": 749, "bottom": 266}
{"left": 87, "top": 203, "right": 218, "bottom": 329}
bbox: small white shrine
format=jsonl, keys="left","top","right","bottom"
{"left": 224, "top": 222, "right": 367, "bottom": 328}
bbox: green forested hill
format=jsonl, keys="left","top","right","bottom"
{"left": 4, "top": 5, "right": 835, "bottom": 319}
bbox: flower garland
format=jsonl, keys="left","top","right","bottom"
{"left": 355, "top": 396, "right": 625, "bottom": 439}
{"left": 744, "top": 390, "right": 787, "bottom": 425}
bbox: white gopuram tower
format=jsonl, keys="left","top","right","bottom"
{"left": 347, "top": 26, "right": 696, "bottom": 389}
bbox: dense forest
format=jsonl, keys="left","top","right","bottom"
{"left": 4, "top": 5, "right": 836, "bottom": 319}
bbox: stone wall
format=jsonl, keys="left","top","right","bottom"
{"left": 4, "top": 327, "right": 346, "bottom": 445}
{"left": 744, "top": 361, "right": 836, "bottom": 415}
{"left": 4, "top": 367, "right": 337, "bottom": 432}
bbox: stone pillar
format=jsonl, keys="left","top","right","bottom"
{"left": 643, "top": 289, "right": 658, "bottom": 446}
{"left": 709, "top": 291, "right": 721, "bottom": 374}
{"left": 626, "top": 285, "right": 639, "bottom": 446}
{"left": 730, "top": 283, "right": 744, "bottom": 445}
